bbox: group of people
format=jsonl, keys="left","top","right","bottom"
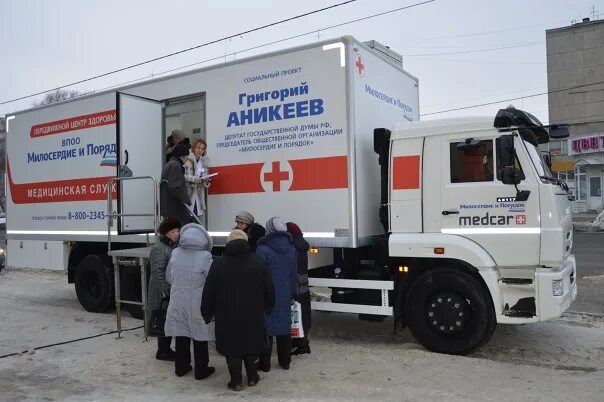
{"left": 147, "top": 211, "right": 311, "bottom": 391}
{"left": 161, "top": 129, "right": 211, "bottom": 226}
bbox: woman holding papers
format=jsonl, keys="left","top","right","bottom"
{"left": 184, "top": 138, "right": 212, "bottom": 221}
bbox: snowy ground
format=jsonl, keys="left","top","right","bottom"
{"left": 1, "top": 268, "right": 603, "bottom": 402}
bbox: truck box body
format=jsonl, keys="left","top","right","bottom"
{"left": 6, "top": 37, "right": 419, "bottom": 248}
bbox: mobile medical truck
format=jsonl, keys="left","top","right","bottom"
{"left": 5, "top": 36, "right": 576, "bottom": 354}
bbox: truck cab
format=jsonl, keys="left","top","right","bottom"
{"left": 377, "top": 106, "right": 577, "bottom": 354}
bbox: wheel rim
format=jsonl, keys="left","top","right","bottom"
{"left": 427, "top": 292, "right": 472, "bottom": 334}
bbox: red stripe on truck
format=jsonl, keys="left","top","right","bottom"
{"left": 208, "top": 163, "right": 265, "bottom": 195}
{"left": 7, "top": 160, "right": 116, "bottom": 204}
{"left": 289, "top": 155, "right": 348, "bottom": 191}
{"left": 30, "top": 109, "right": 117, "bottom": 138}
{"left": 392, "top": 155, "right": 420, "bottom": 190}
{"left": 208, "top": 156, "right": 348, "bottom": 195}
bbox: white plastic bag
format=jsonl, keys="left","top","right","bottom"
{"left": 290, "top": 301, "right": 305, "bottom": 338}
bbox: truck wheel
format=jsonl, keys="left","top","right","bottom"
{"left": 75, "top": 254, "right": 114, "bottom": 313}
{"left": 404, "top": 268, "right": 495, "bottom": 355}
{"left": 120, "top": 263, "right": 150, "bottom": 320}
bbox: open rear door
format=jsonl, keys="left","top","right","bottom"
{"left": 116, "top": 92, "right": 164, "bottom": 234}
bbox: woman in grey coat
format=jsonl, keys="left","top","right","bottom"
{"left": 147, "top": 217, "right": 180, "bottom": 361}
{"left": 165, "top": 223, "right": 216, "bottom": 379}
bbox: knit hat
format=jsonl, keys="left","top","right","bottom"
{"left": 171, "top": 144, "right": 189, "bottom": 157}
{"left": 227, "top": 229, "right": 248, "bottom": 243}
{"left": 170, "top": 129, "right": 183, "bottom": 142}
{"left": 266, "top": 217, "right": 287, "bottom": 233}
{"left": 235, "top": 211, "right": 255, "bottom": 226}
{"left": 158, "top": 217, "right": 180, "bottom": 235}
{"left": 286, "top": 222, "right": 303, "bottom": 238}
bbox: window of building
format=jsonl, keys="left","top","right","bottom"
{"left": 450, "top": 140, "right": 494, "bottom": 183}
{"left": 576, "top": 165, "right": 588, "bottom": 201}
{"left": 590, "top": 177, "right": 602, "bottom": 197}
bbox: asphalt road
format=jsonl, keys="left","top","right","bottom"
{"left": 571, "top": 232, "right": 604, "bottom": 315}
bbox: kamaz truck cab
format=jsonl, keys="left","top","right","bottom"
{"left": 374, "top": 106, "right": 576, "bottom": 354}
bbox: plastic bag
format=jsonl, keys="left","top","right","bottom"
{"left": 290, "top": 300, "right": 305, "bottom": 338}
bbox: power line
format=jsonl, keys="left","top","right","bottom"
{"left": 422, "top": 80, "right": 604, "bottom": 116}
{"left": 0, "top": 0, "right": 361, "bottom": 106}
{"left": 22, "top": 0, "right": 437, "bottom": 102}
{"left": 410, "top": 56, "right": 545, "bottom": 65}
{"left": 404, "top": 41, "right": 543, "bottom": 57}
{"left": 415, "top": 19, "right": 569, "bottom": 40}
{"left": 423, "top": 85, "right": 547, "bottom": 109}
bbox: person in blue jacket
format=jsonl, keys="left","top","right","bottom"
{"left": 256, "top": 217, "right": 298, "bottom": 371}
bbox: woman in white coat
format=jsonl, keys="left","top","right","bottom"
{"left": 184, "top": 139, "right": 211, "bottom": 222}
{"left": 165, "top": 223, "right": 215, "bottom": 380}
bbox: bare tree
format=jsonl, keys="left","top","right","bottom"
{"left": 34, "top": 89, "right": 81, "bottom": 106}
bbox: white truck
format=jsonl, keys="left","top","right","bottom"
{"left": 4, "top": 36, "right": 576, "bottom": 355}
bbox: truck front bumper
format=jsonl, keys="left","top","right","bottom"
{"left": 536, "top": 254, "right": 577, "bottom": 321}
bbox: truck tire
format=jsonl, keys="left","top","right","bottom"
{"left": 74, "top": 254, "right": 114, "bottom": 313}
{"left": 404, "top": 268, "right": 495, "bottom": 355}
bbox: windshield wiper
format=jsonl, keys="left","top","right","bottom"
{"left": 540, "top": 176, "right": 569, "bottom": 192}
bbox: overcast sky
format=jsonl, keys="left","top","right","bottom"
{"left": 1, "top": 0, "right": 602, "bottom": 123}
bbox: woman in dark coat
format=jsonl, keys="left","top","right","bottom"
{"left": 201, "top": 230, "right": 275, "bottom": 391}
{"left": 286, "top": 222, "right": 311, "bottom": 355}
{"left": 147, "top": 217, "right": 180, "bottom": 361}
{"left": 160, "top": 144, "right": 192, "bottom": 225}
{"left": 256, "top": 217, "right": 297, "bottom": 371}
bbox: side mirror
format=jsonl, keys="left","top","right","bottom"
{"left": 497, "top": 135, "right": 515, "bottom": 167}
{"left": 549, "top": 125, "right": 570, "bottom": 139}
{"left": 502, "top": 166, "right": 521, "bottom": 185}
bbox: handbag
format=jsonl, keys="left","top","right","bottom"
{"left": 149, "top": 298, "right": 170, "bottom": 337}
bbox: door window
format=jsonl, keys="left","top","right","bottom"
{"left": 590, "top": 176, "right": 601, "bottom": 197}
{"left": 449, "top": 140, "right": 494, "bottom": 183}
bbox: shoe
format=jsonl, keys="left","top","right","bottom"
{"left": 292, "top": 346, "right": 311, "bottom": 355}
{"left": 248, "top": 375, "right": 261, "bottom": 387}
{"left": 175, "top": 365, "right": 192, "bottom": 377}
{"left": 256, "top": 362, "right": 271, "bottom": 372}
{"left": 195, "top": 366, "right": 215, "bottom": 380}
{"left": 156, "top": 349, "right": 176, "bottom": 361}
{"left": 228, "top": 382, "right": 243, "bottom": 392}
{"left": 279, "top": 363, "right": 290, "bottom": 370}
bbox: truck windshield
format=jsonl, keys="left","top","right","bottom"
{"left": 522, "top": 139, "right": 569, "bottom": 191}
{"left": 523, "top": 140, "right": 553, "bottom": 178}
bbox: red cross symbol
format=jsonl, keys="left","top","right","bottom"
{"left": 355, "top": 55, "right": 365, "bottom": 75}
{"left": 263, "top": 161, "right": 290, "bottom": 191}
{"left": 515, "top": 215, "right": 526, "bottom": 225}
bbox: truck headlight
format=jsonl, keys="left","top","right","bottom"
{"left": 552, "top": 280, "right": 564, "bottom": 296}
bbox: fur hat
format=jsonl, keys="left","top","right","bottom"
{"left": 266, "top": 216, "right": 287, "bottom": 233}
{"left": 171, "top": 144, "right": 189, "bottom": 157}
{"left": 235, "top": 211, "right": 255, "bottom": 226}
{"left": 158, "top": 217, "right": 180, "bottom": 235}
{"left": 227, "top": 229, "right": 248, "bottom": 243}
{"left": 286, "top": 222, "right": 303, "bottom": 238}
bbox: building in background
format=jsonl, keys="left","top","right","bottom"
{"left": 546, "top": 17, "right": 604, "bottom": 212}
